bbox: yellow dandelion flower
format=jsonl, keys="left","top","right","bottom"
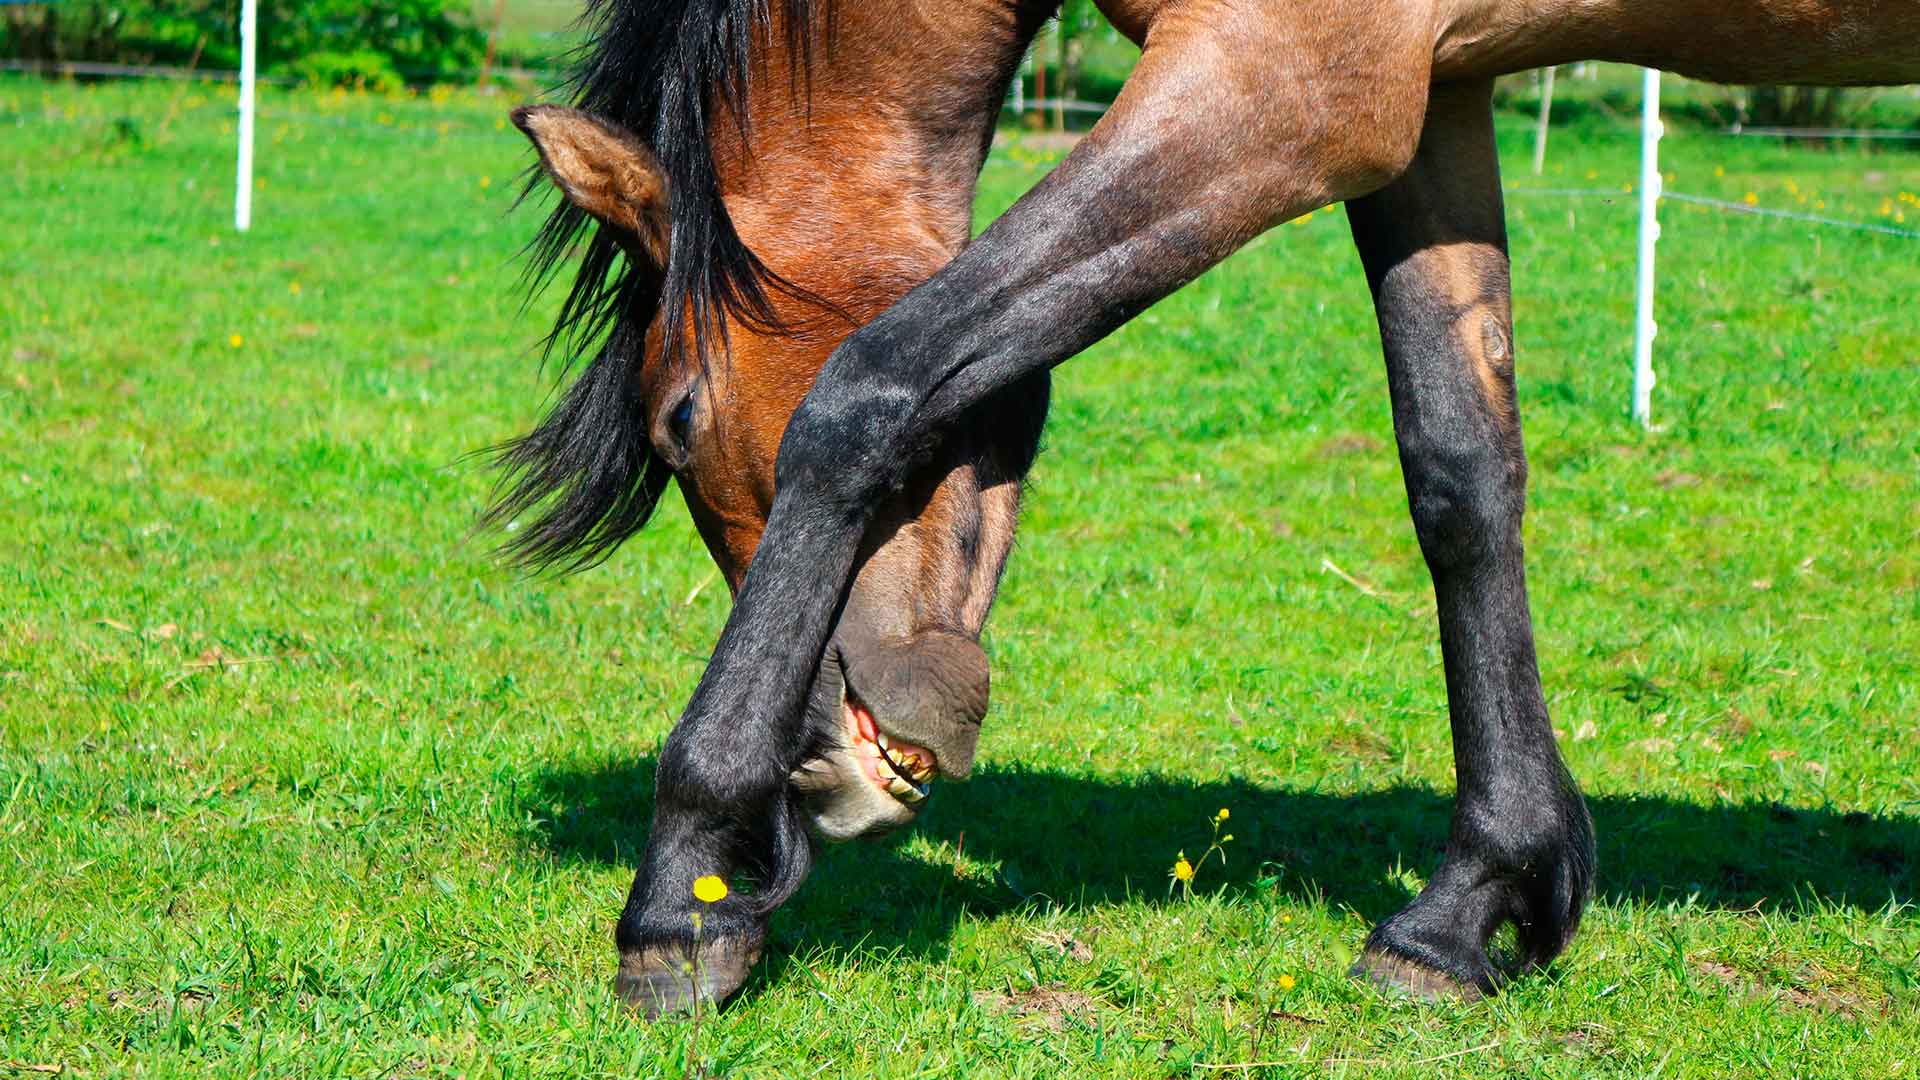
{"left": 1215, "top": 808, "right": 1230, "bottom": 822}
{"left": 693, "top": 875, "right": 729, "bottom": 903}
{"left": 228, "top": 334, "right": 243, "bottom": 348}
{"left": 1742, "top": 192, "right": 1759, "bottom": 206}
{"left": 479, "top": 176, "right": 492, "bottom": 189}
{"left": 1170, "top": 855, "right": 1194, "bottom": 883}
{"left": 1277, "top": 973, "right": 1297, "bottom": 991}
{"left": 288, "top": 281, "right": 302, "bottom": 296}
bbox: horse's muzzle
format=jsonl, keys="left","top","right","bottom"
{"left": 789, "top": 627, "right": 988, "bottom": 840}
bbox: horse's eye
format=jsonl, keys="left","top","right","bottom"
{"left": 668, "top": 394, "right": 694, "bottom": 454}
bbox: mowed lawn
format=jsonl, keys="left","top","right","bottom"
{"left": 2, "top": 77, "right": 1916, "bottom": 1077}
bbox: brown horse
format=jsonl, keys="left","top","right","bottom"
{"left": 491, "top": 0, "right": 1920, "bottom": 1015}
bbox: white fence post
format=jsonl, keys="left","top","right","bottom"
{"left": 1012, "top": 48, "right": 1025, "bottom": 116}
{"left": 1532, "top": 65, "right": 1556, "bottom": 176}
{"left": 235, "top": 0, "right": 257, "bottom": 231}
{"left": 1631, "top": 67, "right": 1662, "bottom": 428}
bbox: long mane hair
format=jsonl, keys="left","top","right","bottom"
{"left": 486, "top": 0, "right": 817, "bottom": 572}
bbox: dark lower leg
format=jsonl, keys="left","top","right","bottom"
{"left": 611, "top": 590, "right": 850, "bottom": 1016}
{"left": 1344, "top": 80, "right": 1593, "bottom": 995}
{"left": 612, "top": 778, "right": 809, "bottom": 1012}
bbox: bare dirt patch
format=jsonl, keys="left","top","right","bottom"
{"left": 973, "top": 985, "right": 1100, "bottom": 1031}
{"left": 1029, "top": 929, "right": 1096, "bottom": 963}
{"left": 1691, "top": 957, "right": 1867, "bottom": 1017}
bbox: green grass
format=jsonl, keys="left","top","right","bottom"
{"left": 3, "top": 76, "right": 1918, "bottom": 1077}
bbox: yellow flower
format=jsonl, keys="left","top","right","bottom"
{"left": 228, "top": 334, "right": 243, "bottom": 348}
{"left": 1742, "top": 192, "right": 1759, "bottom": 206}
{"left": 692, "top": 875, "right": 729, "bottom": 903}
{"left": 1277, "top": 974, "right": 1297, "bottom": 991}
{"left": 1215, "top": 808, "right": 1230, "bottom": 822}
{"left": 479, "top": 176, "right": 492, "bottom": 189}
{"left": 1170, "top": 855, "right": 1194, "bottom": 883}
{"left": 288, "top": 281, "right": 302, "bottom": 296}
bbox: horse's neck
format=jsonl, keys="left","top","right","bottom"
{"left": 715, "top": 2, "right": 1051, "bottom": 311}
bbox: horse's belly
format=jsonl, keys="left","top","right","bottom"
{"left": 1438, "top": 0, "right": 1920, "bottom": 85}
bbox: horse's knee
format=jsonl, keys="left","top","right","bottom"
{"left": 1401, "top": 434, "right": 1524, "bottom": 574}
{"left": 775, "top": 337, "right": 919, "bottom": 512}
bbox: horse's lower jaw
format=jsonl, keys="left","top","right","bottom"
{"left": 790, "top": 680, "right": 945, "bottom": 840}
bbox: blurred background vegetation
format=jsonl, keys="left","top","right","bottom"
{"left": 2, "top": 0, "right": 486, "bottom": 88}
{"left": 3, "top": 0, "right": 1917, "bottom": 136}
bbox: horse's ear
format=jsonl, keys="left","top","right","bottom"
{"left": 512, "top": 105, "right": 671, "bottom": 267}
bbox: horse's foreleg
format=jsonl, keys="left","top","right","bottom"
{"left": 1344, "top": 80, "right": 1594, "bottom": 997}
{"left": 615, "top": 5, "right": 1432, "bottom": 1014}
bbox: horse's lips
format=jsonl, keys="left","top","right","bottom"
{"left": 843, "top": 694, "right": 936, "bottom": 802}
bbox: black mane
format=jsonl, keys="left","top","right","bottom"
{"left": 489, "top": 0, "right": 816, "bottom": 572}
{"left": 526, "top": 0, "right": 818, "bottom": 366}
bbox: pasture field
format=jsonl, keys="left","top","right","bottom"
{"left": 2, "top": 77, "right": 1917, "bottom": 1077}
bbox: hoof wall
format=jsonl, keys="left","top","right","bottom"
{"left": 1350, "top": 949, "right": 1486, "bottom": 1002}
{"left": 616, "top": 937, "right": 762, "bottom": 1019}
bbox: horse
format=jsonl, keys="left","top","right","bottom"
{"left": 490, "top": 0, "right": 1920, "bottom": 1016}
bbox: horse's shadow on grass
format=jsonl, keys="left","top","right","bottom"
{"left": 525, "top": 757, "right": 1916, "bottom": 971}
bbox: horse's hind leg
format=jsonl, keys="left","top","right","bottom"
{"left": 1343, "top": 80, "right": 1594, "bottom": 997}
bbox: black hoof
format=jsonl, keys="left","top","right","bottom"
{"left": 615, "top": 936, "right": 762, "bottom": 1019}
{"left": 1350, "top": 945, "right": 1487, "bottom": 1001}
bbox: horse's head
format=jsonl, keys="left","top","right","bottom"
{"left": 503, "top": 104, "right": 1046, "bottom": 842}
